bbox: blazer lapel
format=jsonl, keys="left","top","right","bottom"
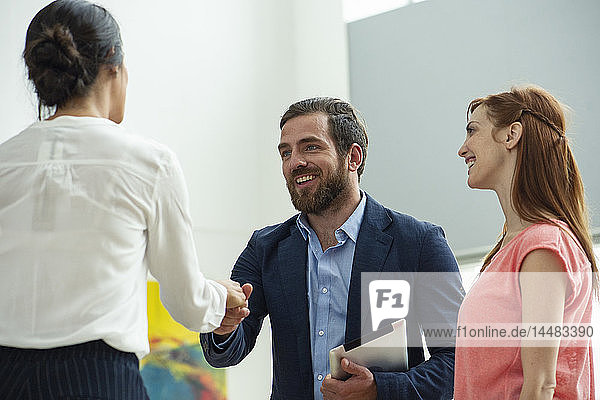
{"left": 277, "top": 225, "right": 312, "bottom": 379}
{"left": 345, "top": 195, "right": 393, "bottom": 342}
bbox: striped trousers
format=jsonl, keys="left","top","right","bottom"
{"left": 0, "top": 340, "right": 149, "bottom": 400}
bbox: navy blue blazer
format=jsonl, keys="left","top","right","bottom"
{"left": 201, "top": 194, "right": 464, "bottom": 399}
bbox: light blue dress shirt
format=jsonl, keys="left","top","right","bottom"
{"left": 296, "top": 192, "right": 366, "bottom": 400}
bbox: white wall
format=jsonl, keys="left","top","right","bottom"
{"left": 0, "top": 1, "right": 349, "bottom": 399}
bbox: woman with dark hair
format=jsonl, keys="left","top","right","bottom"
{"left": 455, "top": 85, "right": 597, "bottom": 399}
{"left": 0, "top": 1, "right": 248, "bottom": 398}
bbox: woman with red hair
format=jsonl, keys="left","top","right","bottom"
{"left": 455, "top": 85, "right": 597, "bottom": 399}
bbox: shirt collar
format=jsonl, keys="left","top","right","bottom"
{"left": 296, "top": 190, "right": 367, "bottom": 243}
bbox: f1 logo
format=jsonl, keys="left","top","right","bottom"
{"left": 369, "top": 280, "right": 410, "bottom": 331}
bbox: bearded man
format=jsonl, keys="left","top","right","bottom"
{"left": 200, "top": 98, "right": 464, "bottom": 400}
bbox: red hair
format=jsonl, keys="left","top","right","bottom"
{"left": 468, "top": 85, "right": 598, "bottom": 297}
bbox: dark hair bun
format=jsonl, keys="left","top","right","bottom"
{"left": 24, "top": 0, "right": 123, "bottom": 114}
{"left": 24, "top": 23, "right": 93, "bottom": 108}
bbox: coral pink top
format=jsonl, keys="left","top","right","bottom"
{"left": 454, "top": 222, "right": 595, "bottom": 399}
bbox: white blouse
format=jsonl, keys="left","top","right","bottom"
{"left": 0, "top": 116, "right": 226, "bottom": 358}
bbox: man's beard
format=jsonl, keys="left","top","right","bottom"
{"left": 286, "top": 161, "right": 350, "bottom": 215}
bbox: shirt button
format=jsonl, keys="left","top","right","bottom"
{"left": 321, "top": 287, "right": 328, "bottom": 294}
{"left": 317, "top": 374, "right": 323, "bottom": 381}
{"left": 318, "top": 330, "right": 324, "bottom": 336}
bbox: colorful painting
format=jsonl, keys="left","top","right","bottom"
{"left": 141, "top": 281, "right": 227, "bottom": 400}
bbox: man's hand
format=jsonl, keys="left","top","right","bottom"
{"left": 320, "top": 358, "right": 377, "bottom": 400}
{"left": 217, "top": 279, "right": 249, "bottom": 308}
{"left": 213, "top": 283, "right": 253, "bottom": 337}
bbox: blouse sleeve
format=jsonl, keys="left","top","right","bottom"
{"left": 144, "top": 149, "right": 226, "bottom": 332}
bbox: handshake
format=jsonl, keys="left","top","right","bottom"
{"left": 216, "top": 280, "right": 253, "bottom": 337}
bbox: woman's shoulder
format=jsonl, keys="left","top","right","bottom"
{"left": 32, "top": 116, "right": 179, "bottom": 174}
{"left": 518, "top": 220, "right": 580, "bottom": 250}
{"left": 514, "top": 220, "right": 589, "bottom": 272}
{"left": 493, "top": 221, "right": 575, "bottom": 264}
{"left": 72, "top": 118, "right": 177, "bottom": 166}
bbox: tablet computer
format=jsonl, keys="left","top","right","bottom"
{"left": 329, "top": 319, "right": 408, "bottom": 380}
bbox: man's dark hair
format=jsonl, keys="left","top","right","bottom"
{"left": 280, "top": 97, "right": 369, "bottom": 179}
